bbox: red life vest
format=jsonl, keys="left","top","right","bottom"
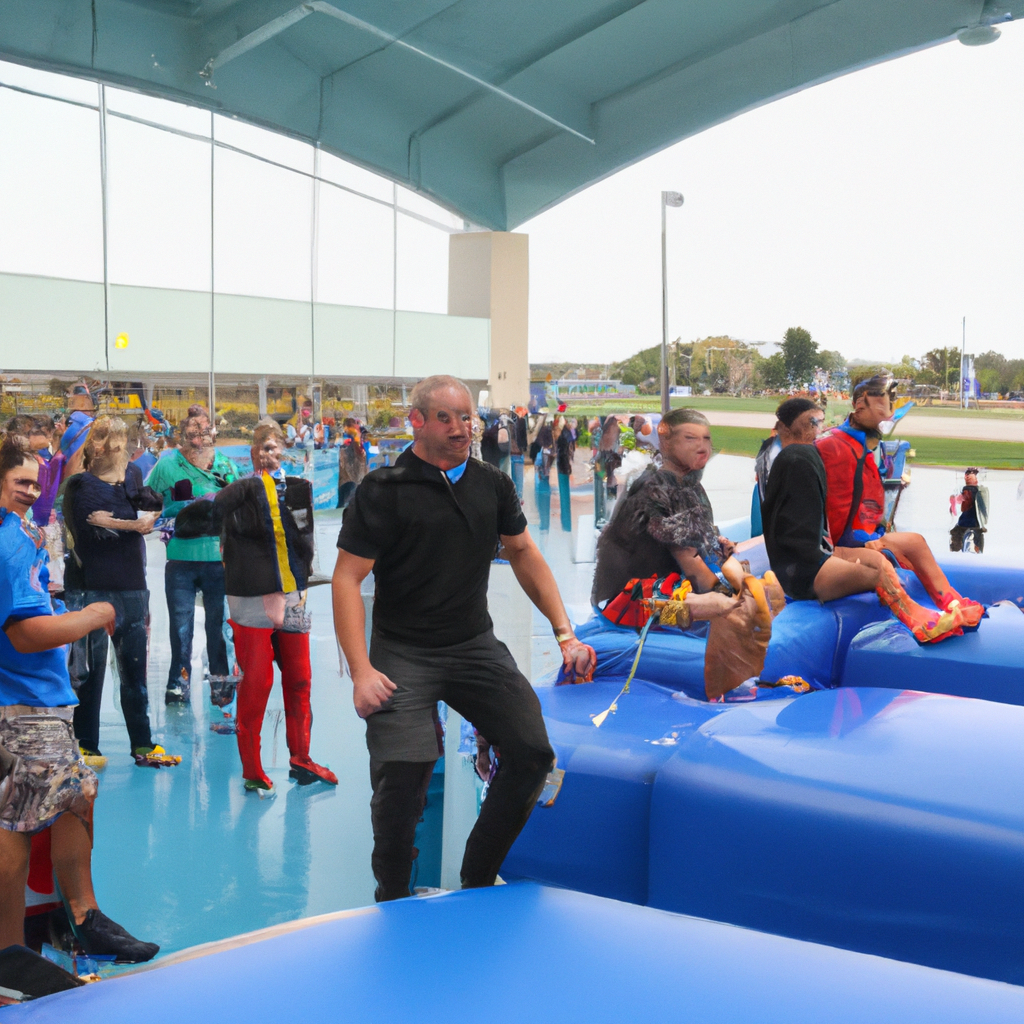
{"left": 602, "top": 573, "right": 682, "bottom": 628}
{"left": 815, "top": 426, "right": 885, "bottom": 546}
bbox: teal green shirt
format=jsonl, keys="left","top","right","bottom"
{"left": 145, "top": 450, "right": 239, "bottom": 562}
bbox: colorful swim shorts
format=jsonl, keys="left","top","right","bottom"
{"left": 0, "top": 705, "right": 97, "bottom": 834}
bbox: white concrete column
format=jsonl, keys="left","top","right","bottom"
{"left": 448, "top": 232, "right": 529, "bottom": 409}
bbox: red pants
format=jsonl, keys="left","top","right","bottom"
{"left": 229, "top": 621, "right": 312, "bottom": 786}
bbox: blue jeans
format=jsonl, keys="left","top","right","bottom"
{"left": 66, "top": 589, "right": 152, "bottom": 752}
{"left": 165, "top": 559, "right": 229, "bottom": 694}
{"left": 510, "top": 454, "right": 524, "bottom": 500}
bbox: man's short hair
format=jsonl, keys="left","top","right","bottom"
{"left": 965, "top": 467, "right": 981, "bottom": 476}
{"left": 252, "top": 418, "right": 285, "bottom": 450}
{"left": 775, "top": 397, "right": 819, "bottom": 428}
{"left": 408, "top": 375, "right": 473, "bottom": 416}
{"left": 661, "top": 408, "right": 710, "bottom": 431}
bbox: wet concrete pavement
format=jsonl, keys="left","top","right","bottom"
{"left": 86, "top": 451, "right": 1024, "bottom": 956}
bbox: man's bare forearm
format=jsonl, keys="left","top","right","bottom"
{"left": 507, "top": 544, "right": 572, "bottom": 633}
{"left": 332, "top": 573, "right": 372, "bottom": 677}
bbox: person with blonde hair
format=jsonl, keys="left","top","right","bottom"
{"left": 177, "top": 418, "right": 335, "bottom": 792}
{"left": 62, "top": 417, "right": 177, "bottom": 767}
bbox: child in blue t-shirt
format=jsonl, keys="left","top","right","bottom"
{"left": 0, "top": 438, "right": 158, "bottom": 960}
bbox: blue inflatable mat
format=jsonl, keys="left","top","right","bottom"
{"left": 647, "top": 687, "right": 1024, "bottom": 983}
{"left": 579, "top": 592, "right": 890, "bottom": 695}
{"left": 937, "top": 557, "right": 1024, "bottom": 609}
{"left": 574, "top": 616, "right": 709, "bottom": 699}
{"left": 844, "top": 600, "right": 1024, "bottom": 703}
{"left": 504, "top": 680, "right": 722, "bottom": 902}
{"left": 11, "top": 884, "right": 1024, "bottom": 1024}
{"left": 760, "top": 592, "right": 889, "bottom": 688}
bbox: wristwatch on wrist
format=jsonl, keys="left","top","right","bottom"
{"left": 553, "top": 627, "right": 575, "bottom": 644}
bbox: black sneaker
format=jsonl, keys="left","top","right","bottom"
{"left": 74, "top": 909, "right": 160, "bottom": 963}
{"left": 164, "top": 683, "right": 190, "bottom": 705}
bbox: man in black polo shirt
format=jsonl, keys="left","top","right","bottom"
{"left": 333, "top": 375, "right": 596, "bottom": 901}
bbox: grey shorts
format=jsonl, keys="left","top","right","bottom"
{"left": 365, "top": 629, "right": 551, "bottom": 767}
{"left": 0, "top": 705, "right": 97, "bottom": 834}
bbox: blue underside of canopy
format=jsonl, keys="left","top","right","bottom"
{"left": 0, "top": 0, "right": 1020, "bottom": 230}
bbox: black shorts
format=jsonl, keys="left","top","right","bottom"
{"left": 773, "top": 557, "right": 825, "bottom": 602}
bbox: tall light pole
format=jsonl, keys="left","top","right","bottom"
{"left": 661, "top": 191, "right": 684, "bottom": 415}
{"left": 961, "top": 315, "right": 967, "bottom": 410}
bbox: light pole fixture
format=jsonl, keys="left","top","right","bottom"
{"left": 661, "top": 191, "right": 684, "bottom": 415}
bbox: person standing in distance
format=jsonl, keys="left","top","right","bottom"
{"left": 333, "top": 375, "right": 596, "bottom": 901}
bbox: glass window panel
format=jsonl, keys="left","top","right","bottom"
{"left": 316, "top": 187, "right": 395, "bottom": 310}
{"left": 214, "top": 148, "right": 312, "bottom": 301}
{"left": 396, "top": 213, "right": 448, "bottom": 314}
{"left": 105, "top": 87, "right": 211, "bottom": 136}
{"left": 106, "top": 117, "right": 211, "bottom": 290}
{"left": 0, "top": 60, "right": 98, "bottom": 105}
{"left": 0, "top": 89, "right": 102, "bottom": 281}
{"left": 318, "top": 151, "right": 394, "bottom": 203}
{"left": 396, "top": 186, "right": 462, "bottom": 230}
{"left": 213, "top": 115, "right": 313, "bottom": 173}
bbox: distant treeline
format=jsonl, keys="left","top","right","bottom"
{"left": 534, "top": 330, "right": 1024, "bottom": 397}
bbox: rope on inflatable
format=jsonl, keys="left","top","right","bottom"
{"left": 591, "top": 612, "right": 658, "bottom": 728}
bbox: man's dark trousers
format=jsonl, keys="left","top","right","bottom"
{"left": 365, "top": 629, "right": 553, "bottom": 901}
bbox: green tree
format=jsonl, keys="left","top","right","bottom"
{"left": 781, "top": 327, "right": 818, "bottom": 384}
{"left": 610, "top": 345, "right": 661, "bottom": 388}
{"left": 920, "top": 348, "right": 961, "bottom": 391}
{"left": 977, "top": 366, "right": 1002, "bottom": 395}
{"left": 816, "top": 349, "right": 846, "bottom": 373}
{"left": 760, "top": 352, "right": 788, "bottom": 390}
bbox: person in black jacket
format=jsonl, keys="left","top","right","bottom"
{"left": 179, "top": 419, "right": 334, "bottom": 793}
{"left": 761, "top": 411, "right": 963, "bottom": 643}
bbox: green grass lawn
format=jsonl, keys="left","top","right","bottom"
{"left": 568, "top": 396, "right": 782, "bottom": 416}
{"left": 566, "top": 395, "right": 1024, "bottom": 421}
{"left": 710, "top": 425, "right": 1024, "bottom": 469}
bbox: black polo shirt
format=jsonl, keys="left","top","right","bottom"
{"left": 337, "top": 447, "right": 527, "bottom": 647}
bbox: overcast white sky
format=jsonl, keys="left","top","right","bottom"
{"left": 523, "top": 22, "right": 1024, "bottom": 367}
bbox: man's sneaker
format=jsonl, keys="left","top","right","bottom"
{"left": 164, "top": 681, "right": 190, "bottom": 705}
{"left": 78, "top": 746, "right": 107, "bottom": 770}
{"left": 73, "top": 909, "right": 159, "bottom": 963}
{"left": 243, "top": 777, "right": 275, "bottom": 797}
{"left": 132, "top": 745, "right": 182, "bottom": 768}
{"left": 289, "top": 757, "right": 338, "bottom": 786}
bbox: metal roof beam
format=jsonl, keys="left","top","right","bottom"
{"left": 199, "top": 1, "right": 594, "bottom": 143}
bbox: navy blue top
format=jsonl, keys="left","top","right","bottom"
{"left": 68, "top": 465, "right": 147, "bottom": 591}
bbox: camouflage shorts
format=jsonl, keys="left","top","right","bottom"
{"left": 0, "top": 705, "right": 97, "bottom": 834}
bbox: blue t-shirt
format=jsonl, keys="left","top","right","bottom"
{"left": 0, "top": 511, "right": 76, "bottom": 708}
